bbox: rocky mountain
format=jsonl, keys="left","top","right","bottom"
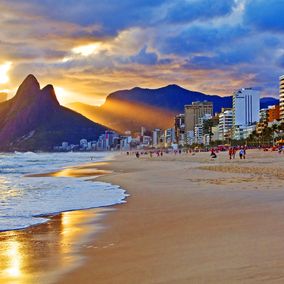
{"left": 0, "top": 75, "right": 107, "bottom": 151}
{"left": 68, "top": 85, "right": 279, "bottom": 132}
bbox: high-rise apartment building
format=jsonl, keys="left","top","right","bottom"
{"left": 218, "top": 108, "right": 232, "bottom": 141}
{"left": 174, "top": 114, "right": 185, "bottom": 145}
{"left": 184, "top": 101, "right": 213, "bottom": 133}
{"left": 232, "top": 88, "right": 260, "bottom": 139}
{"left": 279, "top": 75, "right": 284, "bottom": 121}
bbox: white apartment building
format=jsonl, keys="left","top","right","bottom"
{"left": 218, "top": 109, "right": 232, "bottom": 141}
{"left": 232, "top": 88, "right": 260, "bottom": 140}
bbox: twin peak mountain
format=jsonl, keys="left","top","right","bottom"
{"left": 0, "top": 75, "right": 105, "bottom": 151}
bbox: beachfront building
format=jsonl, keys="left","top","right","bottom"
{"left": 97, "top": 130, "right": 119, "bottom": 151}
{"left": 193, "top": 113, "right": 212, "bottom": 145}
{"left": 218, "top": 108, "right": 232, "bottom": 141}
{"left": 174, "top": 114, "right": 185, "bottom": 146}
{"left": 268, "top": 104, "right": 280, "bottom": 123}
{"left": 152, "top": 128, "right": 162, "bottom": 147}
{"left": 211, "top": 125, "right": 220, "bottom": 141}
{"left": 259, "top": 108, "right": 268, "bottom": 123}
{"left": 164, "top": 128, "right": 175, "bottom": 147}
{"left": 280, "top": 75, "right": 284, "bottom": 122}
{"left": 232, "top": 88, "right": 260, "bottom": 140}
{"left": 184, "top": 101, "right": 213, "bottom": 144}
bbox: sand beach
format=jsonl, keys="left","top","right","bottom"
{"left": 2, "top": 150, "right": 284, "bottom": 283}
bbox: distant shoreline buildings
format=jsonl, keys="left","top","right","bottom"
{"left": 55, "top": 75, "right": 284, "bottom": 152}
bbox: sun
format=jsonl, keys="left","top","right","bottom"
{"left": 0, "top": 62, "right": 12, "bottom": 84}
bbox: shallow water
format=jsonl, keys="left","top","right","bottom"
{"left": 0, "top": 152, "right": 126, "bottom": 231}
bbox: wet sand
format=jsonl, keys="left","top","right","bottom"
{"left": 2, "top": 150, "right": 284, "bottom": 283}
{"left": 0, "top": 208, "right": 110, "bottom": 284}
{"left": 58, "top": 150, "right": 284, "bottom": 283}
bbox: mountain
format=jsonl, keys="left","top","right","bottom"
{"left": 0, "top": 75, "right": 107, "bottom": 151}
{"left": 68, "top": 85, "right": 279, "bottom": 132}
{"left": 259, "top": 97, "right": 279, "bottom": 109}
{"left": 106, "top": 84, "right": 232, "bottom": 113}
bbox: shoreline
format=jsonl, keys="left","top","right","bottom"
{"left": 0, "top": 154, "right": 126, "bottom": 284}
{"left": 2, "top": 150, "right": 284, "bottom": 283}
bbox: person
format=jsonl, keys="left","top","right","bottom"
{"left": 239, "top": 148, "right": 244, "bottom": 159}
{"left": 232, "top": 147, "right": 236, "bottom": 159}
{"left": 135, "top": 152, "right": 140, "bottom": 158}
{"left": 229, "top": 148, "right": 233, "bottom": 160}
{"left": 210, "top": 148, "right": 217, "bottom": 159}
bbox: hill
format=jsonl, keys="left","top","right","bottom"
{"left": 0, "top": 75, "right": 107, "bottom": 151}
{"left": 68, "top": 85, "right": 279, "bottom": 132}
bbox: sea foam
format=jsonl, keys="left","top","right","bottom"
{"left": 0, "top": 152, "right": 126, "bottom": 231}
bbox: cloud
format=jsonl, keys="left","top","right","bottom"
{"left": 165, "top": 0, "right": 237, "bottom": 24}
{"left": 158, "top": 24, "right": 249, "bottom": 55}
{"left": 244, "top": 0, "right": 284, "bottom": 32}
{"left": 0, "top": 0, "right": 283, "bottom": 104}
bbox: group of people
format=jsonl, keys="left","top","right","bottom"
{"left": 127, "top": 150, "right": 165, "bottom": 158}
{"left": 210, "top": 146, "right": 247, "bottom": 160}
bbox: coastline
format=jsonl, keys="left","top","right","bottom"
{"left": 0, "top": 153, "right": 125, "bottom": 284}
{"left": 2, "top": 150, "right": 284, "bottom": 283}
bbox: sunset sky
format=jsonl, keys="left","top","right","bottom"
{"left": 0, "top": 0, "right": 284, "bottom": 105}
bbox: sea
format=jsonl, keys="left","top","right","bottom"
{"left": 0, "top": 152, "right": 127, "bottom": 231}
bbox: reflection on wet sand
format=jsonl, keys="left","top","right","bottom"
{"left": 26, "top": 162, "right": 111, "bottom": 178}
{"left": 0, "top": 209, "right": 106, "bottom": 284}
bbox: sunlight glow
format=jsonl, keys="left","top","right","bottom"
{"left": 0, "top": 62, "right": 12, "bottom": 84}
{"left": 54, "top": 86, "right": 77, "bottom": 105}
{"left": 72, "top": 43, "right": 101, "bottom": 56}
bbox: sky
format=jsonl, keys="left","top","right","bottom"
{"left": 0, "top": 0, "right": 284, "bottom": 105}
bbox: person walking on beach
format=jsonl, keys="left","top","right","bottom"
{"left": 229, "top": 148, "right": 233, "bottom": 160}
{"left": 239, "top": 148, "right": 244, "bottom": 159}
{"left": 232, "top": 147, "right": 236, "bottom": 159}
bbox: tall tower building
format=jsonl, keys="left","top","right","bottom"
{"left": 232, "top": 88, "right": 260, "bottom": 139}
{"left": 184, "top": 101, "right": 213, "bottom": 133}
{"left": 280, "top": 75, "right": 284, "bottom": 121}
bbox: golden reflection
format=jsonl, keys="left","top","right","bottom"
{"left": 5, "top": 239, "right": 22, "bottom": 278}
{"left": 51, "top": 168, "right": 111, "bottom": 178}
{"left": 0, "top": 209, "right": 104, "bottom": 283}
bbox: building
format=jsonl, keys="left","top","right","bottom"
{"left": 232, "top": 88, "right": 260, "bottom": 140}
{"left": 218, "top": 108, "right": 232, "bottom": 141}
{"left": 194, "top": 113, "right": 212, "bottom": 145}
{"left": 164, "top": 128, "right": 175, "bottom": 147}
{"left": 184, "top": 101, "right": 213, "bottom": 143}
{"left": 268, "top": 104, "right": 280, "bottom": 123}
{"left": 97, "top": 130, "right": 119, "bottom": 151}
{"left": 259, "top": 108, "right": 268, "bottom": 123}
{"left": 152, "top": 128, "right": 161, "bottom": 146}
{"left": 280, "top": 75, "right": 284, "bottom": 121}
{"left": 174, "top": 114, "right": 185, "bottom": 146}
